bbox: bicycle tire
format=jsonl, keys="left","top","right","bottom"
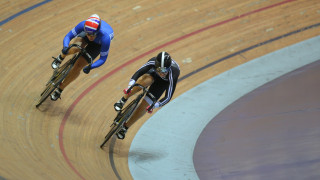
{"left": 36, "top": 61, "right": 74, "bottom": 107}
{"left": 40, "top": 62, "right": 71, "bottom": 97}
{"left": 100, "top": 123, "right": 119, "bottom": 148}
{"left": 100, "top": 99, "right": 139, "bottom": 148}
{"left": 36, "top": 83, "right": 56, "bottom": 108}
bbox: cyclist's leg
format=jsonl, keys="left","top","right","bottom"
{"left": 59, "top": 37, "right": 88, "bottom": 90}
{"left": 51, "top": 37, "right": 87, "bottom": 100}
{"left": 121, "top": 74, "right": 155, "bottom": 126}
{"left": 59, "top": 56, "right": 88, "bottom": 90}
{"left": 125, "top": 76, "right": 168, "bottom": 128}
{"left": 125, "top": 99, "right": 149, "bottom": 128}
{"left": 124, "top": 74, "right": 154, "bottom": 99}
{"left": 52, "top": 37, "right": 84, "bottom": 69}
{"left": 59, "top": 34, "right": 101, "bottom": 91}
{"left": 115, "top": 74, "right": 154, "bottom": 111}
{"left": 60, "top": 37, "right": 84, "bottom": 59}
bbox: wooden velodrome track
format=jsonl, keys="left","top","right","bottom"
{"left": 1, "top": 0, "right": 320, "bottom": 179}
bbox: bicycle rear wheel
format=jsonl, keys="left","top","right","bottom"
{"left": 100, "top": 99, "right": 139, "bottom": 148}
{"left": 36, "top": 61, "right": 73, "bottom": 107}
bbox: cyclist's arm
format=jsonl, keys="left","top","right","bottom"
{"left": 128, "top": 60, "right": 154, "bottom": 86}
{"left": 91, "top": 35, "right": 111, "bottom": 69}
{"left": 63, "top": 21, "right": 85, "bottom": 48}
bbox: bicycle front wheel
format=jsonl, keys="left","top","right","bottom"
{"left": 100, "top": 100, "right": 139, "bottom": 148}
{"left": 100, "top": 123, "right": 119, "bottom": 148}
{"left": 36, "top": 62, "right": 73, "bottom": 107}
{"left": 36, "top": 82, "right": 56, "bottom": 108}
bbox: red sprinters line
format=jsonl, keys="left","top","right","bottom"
{"left": 59, "top": 0, "right": 296, "bottom": 179}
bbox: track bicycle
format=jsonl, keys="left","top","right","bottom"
{"left": 35, "top": 44, "right": 92, "bottom": 108}
{"left": 100, "top": 84, "right": 157, "bottom": 148}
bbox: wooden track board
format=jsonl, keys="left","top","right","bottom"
{"left": 1, "top": 0, "right": 320, "bottom": 179}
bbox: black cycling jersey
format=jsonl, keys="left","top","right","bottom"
{"left": 129, "top": 57, "right": 180, "bottom": 107}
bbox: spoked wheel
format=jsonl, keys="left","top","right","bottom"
{"left": 100, "top": 100, "right": 138, "bottom": 148}
{"left": 36, "top": 82, "right": 57, "bottom": 108}
{"left": 35, "top": 62, "right": 73, "bottom": 108}
{"left": 100, "top": 122, "right": 122, "bottom": 148}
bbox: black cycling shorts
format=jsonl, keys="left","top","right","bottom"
{"left": 145, "top": 69, "right": 169, "bottom": 101}
{"left": 78, "top": 32, "right": 101, "bottom": 63}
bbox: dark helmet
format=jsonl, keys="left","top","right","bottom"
{"left": 155, "top": 51, "right": 172, "bottom": 73}
{"left": 84, "top": 14, "right": 101, "bottom": 36}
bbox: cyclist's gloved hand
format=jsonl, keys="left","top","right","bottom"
{"left": 61, "top": 47, "right": 69, "bottom": 55}
{"left": 83, "top": 65, "right": 91, "bottom": 74}
{"left": 123, "top": 88, "right": 131, "bottom": 95}
{"left": 146, "top": 102, "right": 160, "bottom": 114}
{"left": 154, "top": 102, "right": 160, "bottom": 108}
{"left": 146, "top": 106, "right": 153, "bottom": 114}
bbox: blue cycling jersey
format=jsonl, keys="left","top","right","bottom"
{"left": 62, "top": 20, "right": 114, "bottom": 69}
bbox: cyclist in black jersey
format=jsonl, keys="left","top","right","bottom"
{"left": 114, "top": 51, "right": 180, "bottom": 139}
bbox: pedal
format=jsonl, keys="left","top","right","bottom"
{"left": 112, "top": 121, "right": 119, "bottom": 126}
{"left": 52, "top": 56, "right": 58, "bottom": 61}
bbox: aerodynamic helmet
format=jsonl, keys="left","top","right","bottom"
{"left": 155, "top": 51, "right": 172, "bottom": 73}
{"left": 84, "top": 14, "right": 101, "bottom": 36}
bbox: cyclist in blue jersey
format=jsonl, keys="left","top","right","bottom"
{"left": 50, "top": 14, "right": 114, "bottom": 101}
{"left": 113, "top": 52, "right": 180, "bottom": 139}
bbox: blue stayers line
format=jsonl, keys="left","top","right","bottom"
{"left": 178, "top": 22, "right": 320, "bottom": 82}
{"left": 0, "top": 0, "right": 52, "bottom": 26}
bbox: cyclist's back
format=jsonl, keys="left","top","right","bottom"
{"left": 63, "top": 20, "right": 114, "bottom": 46}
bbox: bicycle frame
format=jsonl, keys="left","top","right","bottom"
{"left": 100, "top": 84, "right": 156, "bottom": 148}
{"left": 36, "top": 44, "right": 93, "bottom": 108}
